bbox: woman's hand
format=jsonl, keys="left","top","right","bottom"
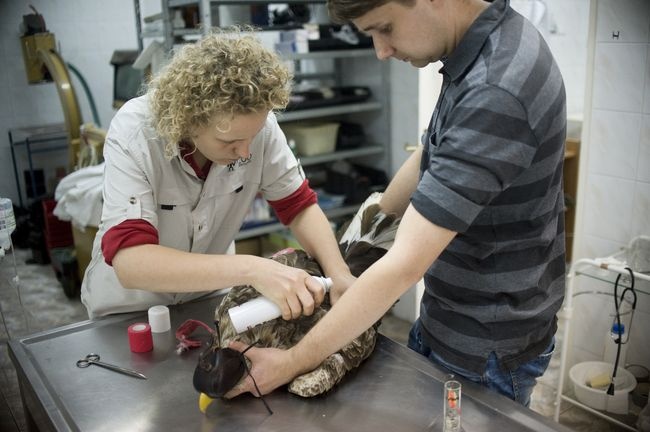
{"left": 251, "top": 258, "right": 326, "bottom": 320}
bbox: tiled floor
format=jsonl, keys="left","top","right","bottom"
{"left": 0, "top": 248, "right": 639, "bottom": 431}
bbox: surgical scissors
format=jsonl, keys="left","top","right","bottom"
{"left": 76, "top": 353, "right": 147, "bottom": 380}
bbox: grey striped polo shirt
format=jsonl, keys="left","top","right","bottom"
{"left": 411, "top": 0, "right": 566, "bottom": 373}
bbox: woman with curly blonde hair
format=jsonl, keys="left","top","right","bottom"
{"left": 81, "top": 31, "right": 355, "bottom": 319}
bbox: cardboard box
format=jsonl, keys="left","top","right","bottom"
{"left": 235, "top": 237, "right": 262, "bottom": 256}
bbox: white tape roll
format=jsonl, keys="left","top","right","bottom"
{"left": 148, "top": 305, "right": 171, "bottom": 333}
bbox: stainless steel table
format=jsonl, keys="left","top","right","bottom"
{"left": 9, "top": 295, "right": 571, "bottom": 432}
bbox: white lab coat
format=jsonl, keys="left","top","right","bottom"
{"left": 81, "top": 95, "right": 304, "bottom": 318}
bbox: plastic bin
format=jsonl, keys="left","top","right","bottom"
{"left": 282, "top": 122, "right": 340, "bottom": 156}
{"left": 569, "top": 361, "right": 636, "bottom": 414}
{"left": 42, "top": 199, "right": 73, "bottom": 250}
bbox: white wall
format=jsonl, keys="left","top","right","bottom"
{"left": 0, "top": 1, "right": 137, "bottom": 206}
{"left": 570, "top": 0, "right": 650, "bottom": 370}
{"left": 510, "top": 0, "right": 591, "bottom": 119}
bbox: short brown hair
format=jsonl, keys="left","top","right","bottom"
{"left": 328, "top": 0, "right": 415, "bottom": 23}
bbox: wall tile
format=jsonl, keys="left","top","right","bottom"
{"left": 645, "top": 45, "right": 650, "bottom": 114}
{"left": 6, "top": 53, "right": 30, "bottom": 92}
{"left": 571, "top": 293, "right": 613, "bottom": 358}
{"left": 593, "top": 42, "right": 647, "bottom": 112}
{"left": 99, "top": 2, "right": 137, "bottom": 23}
{"left": 3, "top": 33, "right": 24, "bottom": 61}
{"left": 596, "top": 0, "right": 650, "bottom": 43}
{"left": 569, "top": 346, "right": 602, "bottom": 372}
{"left": 630, "top": 275, "right": 650, "bottom": 315}
{"left": 631, "top": 181, "right": 650, "bottom": 238}
{"left": 639, "top": 117, "right": 650, "bottom": 182}
{"left": 583, "top": 174, "right": 636, "bottom": 242}
{"left": 0, "top": 88, "right": 13, "bottom": 120}
{"left": 54, "top": 22, "right": 102, "bottom": 56}
{"left": 579, "top": 234, "right": 626, "bottom": 261}
{"left": 544, "top": 0, "right": 590, "bottom": 118}
{"left": 564, "top": 65, "right": 588, "bottom": 117}
{"left": 548, "top": 0, "right": 591, "bottom": 44}
{"left": 588, "top": 109, "right": 641, "bottom": 178}
{"left": 0, "top": 0, "right": 140, "bottom": 197}
{"left": 625, "top": 310, "right": 650, "bottom": 368}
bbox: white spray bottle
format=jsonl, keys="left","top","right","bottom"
{"left": 228, "top": 276, "right": 332, "bottom": 334}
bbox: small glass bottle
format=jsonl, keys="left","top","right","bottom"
{"left": 444, "top": 379, "right": 462, "bottom": 432}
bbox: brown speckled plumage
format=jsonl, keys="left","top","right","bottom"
{"left": 212, "top": 193, "right": 399, "bottom": 397}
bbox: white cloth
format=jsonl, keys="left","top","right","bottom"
{"left": 133, "top": 40, "right": 167, "bottom": 76}
{"left": 81, "top": 95, "right": 304, "bottom": 318}
{"left": 53, "top": 163, "right": 104, "bottom": 230}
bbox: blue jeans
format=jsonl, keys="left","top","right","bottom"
{"left": 407, "top": 319, "right": 555, "bottom": 407}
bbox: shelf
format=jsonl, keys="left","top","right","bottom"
{"left": 573, "top": 259, "right": 650, "bottom": 296}
{"left": 9, "top": 123, "right": 67, "bottom": 145}
{"left": 283, "top": 48, "right": 375, "bottom": 61}
{"left": 564, "top": 149, "right": 578, "bottom": 160}
{"left": 299, "top": 145, "right": 384, "bottom": 167}
{"left": 277, "top": 101, "right": 382, "bottom": 122}
{"left": 554, "top": 249, "right": 650, "bottom": 432}
{"left": 205, "top": 0, "right": 325, "bottom": 4}
{"left": 172, "top": 28, "right": 203, "bottom": 37}
{"left": 236, "top": 204, "right": 359, "bottom": 240}
{"left": 8, "top": 123, "right": 70, "bottom": 208}
{"left": 169, "top": 0, "right": 201, "bottom": 7}
{"left": 134, "top": 0, "right": 390, "bottom": 246}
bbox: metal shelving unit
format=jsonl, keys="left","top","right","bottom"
{"left": 236, "top": 204, "right": 360, "bottom": 240}
{"left": 554, "top": 240, "right": 650, "bottom": 431}
{"left": 133, "top": 0, "right": 391, "bottom": 245}
{"left": 8, "top": 123, "right": 69, "bottom": 208}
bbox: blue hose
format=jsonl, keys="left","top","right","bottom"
{"left": 66, "top": 62, "right": 101, "bottom": 127}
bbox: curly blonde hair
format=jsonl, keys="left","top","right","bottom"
{"left": 148, "top": 29, "right": 292, "bottom": 159}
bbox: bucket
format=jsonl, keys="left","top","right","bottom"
{"left": 569, "top": 361, "right": 636, "bottom": 414}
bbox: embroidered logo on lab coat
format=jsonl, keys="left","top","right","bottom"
{"left": 227, "top": 154, "right": 253, "bottom": 172}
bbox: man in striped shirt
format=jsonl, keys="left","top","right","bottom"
{"left": 226, "top": 0, "right": 566, "bottom": 407}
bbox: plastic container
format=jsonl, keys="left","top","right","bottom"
{"left": 282, "top": 122, "right": 340, "bottom": 156}
{"left": 569, "top": 361, "right": 637, "bottom": 414}
{"left": 603, "top": 322, "right": 628, "bottom": 367}
{"left": 0, "top": 197, "right": 16, "bottom": 250}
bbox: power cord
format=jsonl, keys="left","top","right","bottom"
{"left": 607, "top": 267, "right": 637, "bottom": 396}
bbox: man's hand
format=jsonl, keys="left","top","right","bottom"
{"left": 223, "top": 341, "right": 302, "bottom": 398}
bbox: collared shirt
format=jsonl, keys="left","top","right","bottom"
{"left": 81, "top": 95, "right": 305, "bottom": 318}
{"left": 411, "top": 0, "right": 567, "bottom": 373}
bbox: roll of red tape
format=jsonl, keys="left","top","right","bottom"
{"left": 128, "top": 322, "right": 153, "bottom": 353}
